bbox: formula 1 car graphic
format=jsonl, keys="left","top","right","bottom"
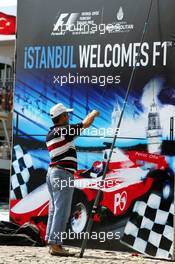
{"left": 10, "top": 147, "right": 171, "bottom": 238}
{"left": 69, "top": 148, "right": 170, "bottom": 233}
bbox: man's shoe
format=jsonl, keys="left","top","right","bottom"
{"left": 49, "top": 245, "right": 75, "bottom": 257}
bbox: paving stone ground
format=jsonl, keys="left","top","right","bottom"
{"left": 0, "top": 246, "right": 173, "bottom": 264}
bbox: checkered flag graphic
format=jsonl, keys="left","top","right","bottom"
{"left": 10, "top": 145, "right": 34, "bottom": 199}
{"left": 121, "top": 191, "right": 174, "bottom": 259}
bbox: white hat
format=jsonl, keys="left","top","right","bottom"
{"left": 50, "top": 103, "right": 73, "bottom": 119}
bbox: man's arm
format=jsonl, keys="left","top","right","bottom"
{"left": 64, "top": 110, "right": 99, "bottom": 141}
{"left": 82, "top": 110, "right": 99, "bottom": 128}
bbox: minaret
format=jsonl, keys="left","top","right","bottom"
{"left": 111, "top": 97, "right": 121, "bottom": 130}
{"left": 147, "top": 85, "right": 162, "bottom": 153}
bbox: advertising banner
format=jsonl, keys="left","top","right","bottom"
{"left": 10, "top": 0, "right": 175, "bottom": 260}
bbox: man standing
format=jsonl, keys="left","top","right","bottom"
{"left": 45, "top": 103, "right": 99, "bottom": 256}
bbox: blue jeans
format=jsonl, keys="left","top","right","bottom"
{"left": 45, "top": 166, "right": 74, "bottom": 245}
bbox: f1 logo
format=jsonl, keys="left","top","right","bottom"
{"left": 53, "top": 13, "right": 79, "bottom": 31}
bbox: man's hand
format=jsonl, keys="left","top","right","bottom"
{"left": 90, "top": 110, "right": 99, "bottom": 117}
{"left": 82, "top": 110, "right": 100, "bottom": 128}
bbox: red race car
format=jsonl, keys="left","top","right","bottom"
{"left": 67, "top": 148, "right": 169, "bottom": 233}
{"left": 10, "top": 148, "right": 170, "bottom": 238}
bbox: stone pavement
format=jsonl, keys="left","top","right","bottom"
{"left": 0, "top": 246, "right": 173, "bottom": 264}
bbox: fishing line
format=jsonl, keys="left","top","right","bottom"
{"left": 79, "top": 0, "right": 154, "bottom": 258}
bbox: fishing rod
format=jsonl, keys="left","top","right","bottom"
{"left": 79, "top": 0, "right": 154, "bottom": 258}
